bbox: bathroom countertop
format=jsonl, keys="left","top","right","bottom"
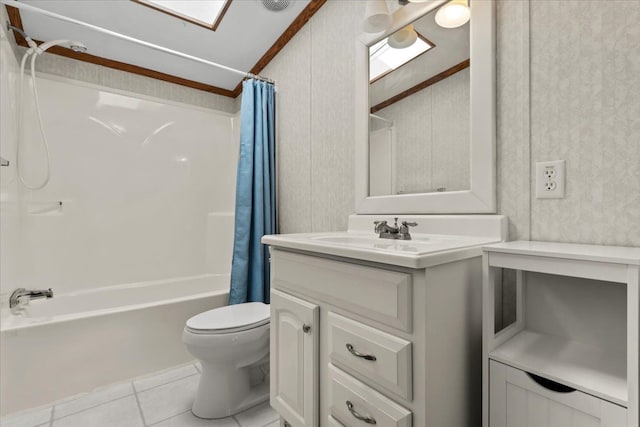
{"left": 483, "top": 240, "right": 640, "bottom": 265}
{"left": 262, "top": 231, "right": 501, "bottom": 269}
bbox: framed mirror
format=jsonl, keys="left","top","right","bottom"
{"left": 355, "top": 0, "right": 495, "bottom": 214}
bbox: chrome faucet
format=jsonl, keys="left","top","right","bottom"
{"left": 374, "top": 218, "right": 418, "bottom": 240}
{"left": 374, "top": 218, "right": 398, "bottom": 237}
{"left": 9, "top": 288, "right": 54, "bottom": 309}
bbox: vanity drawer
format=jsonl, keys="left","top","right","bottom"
{"left": 328, "top": 312, "right": 412, "bottom": 400}
{"left": 329, "top": 364, "right": 412, "bottom": 427}
{"left": 489, "top": 361, "right": 627, "bottom": 427}
{"left": 271, "top": 249, "right": 412, "bottom": 331}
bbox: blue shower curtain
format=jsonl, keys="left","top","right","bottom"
{"left": 229, "top": 79, "right": 276, "bottom": 305}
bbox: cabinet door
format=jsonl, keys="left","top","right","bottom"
{"left": 490, "top": 361, "right": 626, "bottom": 427}
{"left": 271, "top": 289, "right": 319, "bottom": 427}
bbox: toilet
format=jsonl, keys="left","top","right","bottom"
{"left": 183, "top": 302, "right": 270, "bottom": 419}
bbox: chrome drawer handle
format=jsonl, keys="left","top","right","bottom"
{"left": 346, "top": 344, "right": 377, "bottom": 361}
{"left": 346, "top": 401, "right": 376, "bottom": 424}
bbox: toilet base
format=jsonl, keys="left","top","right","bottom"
{"left": 192, "top": 364, "right": 269, "bottom": 419}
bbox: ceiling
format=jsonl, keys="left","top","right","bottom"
{"left": 9, "top": 0, "right": 316, "bottom": 96}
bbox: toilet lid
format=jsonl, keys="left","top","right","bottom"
{"left": 186, "top": 302, "right": 270, "bottom": 334}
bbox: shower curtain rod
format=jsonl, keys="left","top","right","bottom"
{"left": 1, "top": 0, "right": 275, "bottom": 85}
{"left": 369, "top": 113, "right": 394, "bottom": 125}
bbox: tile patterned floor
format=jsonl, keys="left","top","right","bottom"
{"left": 1, "top": 363, "right": 279, "bottom": 427}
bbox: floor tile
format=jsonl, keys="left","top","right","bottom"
{"left": 0, "top": 406, "right": 52, "bottom": 427}
{"left": 234, "top": 402, "right": 279, "bottom": 427}
{"left": 134, "top": 364, "right": 198, "bottom": 392}
{"left": 137, "top": 374, "right": 200, "bottom": 425}
{"left": 263, "top": 420, "right": 280, "bottom": 427}
{"left": 53, "top": 382, "right": 134, "bottom": 419}
{"left": 152, "top": 410, "right": 239, "bottom": 427}
{"left": 52, "top": 396, "right": 143, "bottom": 427}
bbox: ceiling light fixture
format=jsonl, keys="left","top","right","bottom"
{"left": 363, "top": 0, "right": 392, "bottom": 33}
{"left": 434, "top": 0, "right": 470, "bottom": 29}
{"left": 387, "top": 24, "right": 418, "bottom": 49}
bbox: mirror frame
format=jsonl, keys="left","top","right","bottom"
{"left": 355, "top": 0, "right": 496, "bottom": 214}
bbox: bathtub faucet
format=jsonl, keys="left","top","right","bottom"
{"left": 9, "top": 288, "right": 54, "bottom": 309}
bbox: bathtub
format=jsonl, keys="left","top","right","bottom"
{"left": 0, "top": 274, "right": 229, "bottom": 416}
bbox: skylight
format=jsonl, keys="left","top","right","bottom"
{"left": 134, "top": 0, "right": 231, "bottom": 31}
{"left": 369, "top": 34, "right": 434, "bottom": 82}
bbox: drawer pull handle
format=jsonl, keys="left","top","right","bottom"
{"left": 346, "top": 344, "right": 377, "bottom": 361}
{"left": 346, "top": 401, "right": 376, "bottom": 424}
{"left": 526, "top": 372, "right": 576, "bottom": 393}
{"left": 303, "top": 324, "right": 311, "bottom": 334}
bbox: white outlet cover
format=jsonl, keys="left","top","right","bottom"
{"left": 536, "top": 160, "right": 565, "bottom": 199}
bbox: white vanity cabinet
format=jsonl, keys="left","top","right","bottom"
{"left": 482, "top": 241, "right": 640, "bottom": 427}
{"left": 267, "top": 242, "right": 491, "bottom": 427}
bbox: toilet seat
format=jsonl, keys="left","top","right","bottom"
{"left": 186, "top": 302, "right": 270, "bottom": 335}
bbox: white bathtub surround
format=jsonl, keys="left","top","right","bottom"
{"left": 0, "top": 362, "right": 279, "bottom": 427}
{"left": 0, "top": 8, "right": 21, "bottom": 298}
{"left": 0, "top": 275, "right": 229, "bottom": 415}
{"left": 0, "top": 74, "right": 239, "bottom": 298}
{"left": 0, "top": 65, "right": 241, "bottom": 415}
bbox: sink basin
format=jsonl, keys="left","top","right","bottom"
{"left": 311, "top": 235, "right": 434, "bottom": 253}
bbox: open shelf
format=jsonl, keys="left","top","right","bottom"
{"left": 490, "top": 329, "right": 627, "bottom": 407}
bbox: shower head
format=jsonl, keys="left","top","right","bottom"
{"left": 35, "top": 39, "right": 87, "bottom": 55}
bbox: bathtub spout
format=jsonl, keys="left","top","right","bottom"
{"left": 9, "top": 288, "right": 54, "bottom": 309}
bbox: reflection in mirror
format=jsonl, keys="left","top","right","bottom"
{"left": 368, "top": 2, "right": 470, "bottom": 196}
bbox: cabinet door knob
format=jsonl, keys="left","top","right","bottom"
{"left": 302, "top": 324, "right": 311, "bottom": 333}
{"left": 346, "top": 344, "right": 377, "bottom": 361}
{"left": 346, "top": 401, "right": 376, "bottom": 424}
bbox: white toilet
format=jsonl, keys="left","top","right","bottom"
{"left": 183, "top": 302, "right": 270, "bottom": 419}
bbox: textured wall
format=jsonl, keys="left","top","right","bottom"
{"left": 497, "top": 0, "right": 640, "bottom": 246}
{"left": 496, "top": 0, "right": 531, "bottom": 242}
{"left": 375, "top": 68, "right": 470, "bottom": 194}
{"left": 262, "top": 0, "right": 365, "bottom": 233}
{"left": 527, "top": 0, "right": 640, "bottom": 246}
{"left": 267, "top": 0, "right": 640, "bottom": 246}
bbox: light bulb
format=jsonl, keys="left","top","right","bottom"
{"left": 435, "top": 0, "right": 470, "bottom": 29}
{"left": 388, "top": 24, "right": 418, "bottom": 49}
{"left": 363, "top": 0, "right": 392, "bottom": 33}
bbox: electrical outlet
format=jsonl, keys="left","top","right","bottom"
{"left": 536, "top": 160, "right": 565, "bottom": 199}
{"left": 543, "top": 168, "right": 556, "bottom": 179}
